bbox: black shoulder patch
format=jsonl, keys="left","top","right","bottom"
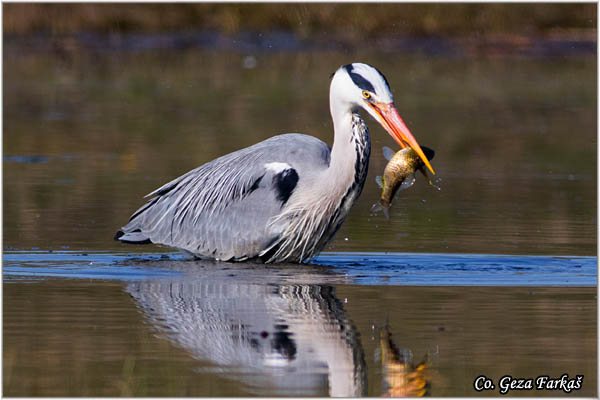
{"left": 272, "top": 327, "right": 297, "bottom": 360}
{"left": 343, "top": 64, "right": 375, "bottom": 93}
{"left": 272, "top": 168, "right": 299, "bottom": 205}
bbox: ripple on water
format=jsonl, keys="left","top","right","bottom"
{"left": 2, "top": 251, "right": 596, "bottom": 287}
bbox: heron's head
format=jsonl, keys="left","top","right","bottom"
{"left": 331, "top": 63, "right": 434, "bottom": 174}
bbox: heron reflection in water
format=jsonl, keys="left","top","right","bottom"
{"left": 116, "top": 63, "right": 434, "bottom": 263}
{"left": 127, "top": 262, "right": 367, "bottom": 396}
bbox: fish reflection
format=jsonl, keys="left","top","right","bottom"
{"left": 126, "top": 262, "right": 366, "bottom": 397}
{"left": 380, "top": 324, "right": 431, "bottom": 397}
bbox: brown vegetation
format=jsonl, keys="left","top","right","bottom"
{"left": 4, "top": 3, "right": 596, "bottom": 39}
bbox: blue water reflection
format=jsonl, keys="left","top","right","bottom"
{"left": 3, "top": 251, "right": 596, "bottom": 286}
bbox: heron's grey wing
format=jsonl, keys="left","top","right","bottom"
{"left": 116, "top": 134, "right": 331, "bottom": 261}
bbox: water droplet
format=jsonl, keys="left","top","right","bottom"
{"left": 242, "top": 56, "right": 257, "bottom": 69}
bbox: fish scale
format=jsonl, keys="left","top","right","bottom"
{"left": 372, "top": 146, "right": 436, "bottom": 219}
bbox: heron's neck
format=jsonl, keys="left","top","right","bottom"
{"left": 330, "top": 110, "right": 356, "bottom": 167}
{"left": 326, "top": 106, "right": 370, "bottom": 198}
{"left": 267, "top": 105, "right": 370, "bottom": 262}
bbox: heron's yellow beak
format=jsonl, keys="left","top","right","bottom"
{"left": 370, "top": 102, "right": 435, "bottom": 175}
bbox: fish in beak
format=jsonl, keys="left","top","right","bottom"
{"left": 369, "top": 102, "right": 435, "bottom": 175}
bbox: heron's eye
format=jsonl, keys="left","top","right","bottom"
{"left": 362, "top": 91, "right": 371, "bottom": 99}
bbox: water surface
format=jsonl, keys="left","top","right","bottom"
{"left": 4, "top": 251, "right": 596, "bottom": 287}
{"left": 3, "top": 251, "right": 597, "bottom": 396}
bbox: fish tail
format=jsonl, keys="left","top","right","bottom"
{"left": 371, "top": 202, "right": 384, "bottom": 214}
{"left": 383, "top": 205, "right": 391, "bottom": 220}
{"left": 372, "top": 200, "right": 391, "bottom": 219}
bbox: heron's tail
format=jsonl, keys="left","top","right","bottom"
{"left": 114, "top": 229, "right": 152, "bottom": 244}
{"left": 114, "top": 196, "right": 162, "bottom": 244}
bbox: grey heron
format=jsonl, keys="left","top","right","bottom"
{"left": 115, "top": 63, "right": 434, "bottom": 263}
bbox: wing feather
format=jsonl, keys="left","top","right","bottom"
{"left": 117, "top": 134, "right": 331, "bottom": 261}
